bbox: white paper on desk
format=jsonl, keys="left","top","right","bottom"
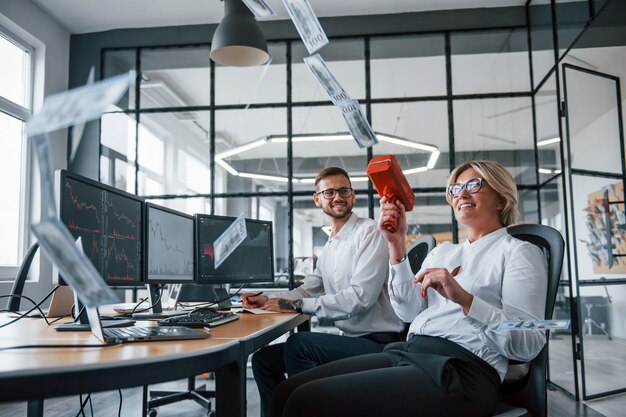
{"left": 214, "top": 213, "right": 247, "bottom": 269}
{"left": 498, "top": 319, "right": 571, "bottom": 331}
{"left": 303, "top": 54, "right": 351, "bottom": 105}
{"left": 31, "top": 219, "right": 120, "bottom": 308}
{"left": 26, "top": 71, "right": 133, "bottom": 137}
{"left": 243, "top": 308, "right": 278, "bottom": 314}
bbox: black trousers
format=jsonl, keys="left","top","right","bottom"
{"left": 269, "top": 335, "right": 501, "bottom": 417}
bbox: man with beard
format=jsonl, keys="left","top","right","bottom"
{"left": 241, "top": 167, "right": 404, "bottom": 417}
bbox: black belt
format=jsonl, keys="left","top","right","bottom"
{"left": 360, "top": 331, "right": 403, "bottom": 344}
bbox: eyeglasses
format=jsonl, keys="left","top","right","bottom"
{"left": 316, "top": 187, "right": 354, "bottom": 200}
{"left": 447, "top": 178, "right": 484, "bottom": 197}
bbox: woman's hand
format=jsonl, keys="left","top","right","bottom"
{"left": 241, "top": 292, "right": 269, "bottom": 308}
{"left": 414, "top": 266, "right": 474, "bottom": 315}
{"left": 378, "top": 197, "right": 409, "bottom": 264}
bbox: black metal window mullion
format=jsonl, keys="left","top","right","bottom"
{"left": 210, "top": 59, "right": 216, "bottom": 214}
{"left": 526, "top": 1, "right": 542, "bottom": 223}
{"left": 364, "top": 36, "right": 374, "bottom": 219}
{"left": 286, "top": 41, "right": 295, "bottom": 290}
{"left": 134, "top": 48, "right": 141, "bottom": 196}
{"left": 444, "top": 32, "right": 458, "bottom": 244}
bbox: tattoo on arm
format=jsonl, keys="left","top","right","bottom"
{"left": 278, "top": 299, "right": 295, "bottom": 311}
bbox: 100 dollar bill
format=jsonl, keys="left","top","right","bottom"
{"left": 283, "top": 0, "right": 329, "bottom": 54}
{"left": 303, "top": 54, "right": 351, "bottom": 105}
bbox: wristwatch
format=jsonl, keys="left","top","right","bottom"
{"left": 293, "top": 299, "right": 303, "bottom": 313}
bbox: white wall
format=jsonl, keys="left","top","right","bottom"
{"left": 0, "top": 0, "right": 69, "bottom": 304}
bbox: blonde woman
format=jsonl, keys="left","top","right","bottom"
{"left": 269, "top": 160, "right": 548, "bottom": 417}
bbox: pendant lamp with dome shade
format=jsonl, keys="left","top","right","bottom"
{"left": 210, "top": 0, "right": 270, "bottom": 67}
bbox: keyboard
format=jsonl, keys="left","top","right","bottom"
{"left": 158, "top": 309, "right": 240, "bottom": 328}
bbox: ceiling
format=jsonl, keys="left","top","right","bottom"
{"left": 32, "top": 0, "right": 526, "bottom": 34}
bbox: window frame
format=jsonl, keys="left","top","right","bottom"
{"left": 0, "top": 25, "right": 34, "bottom": 279}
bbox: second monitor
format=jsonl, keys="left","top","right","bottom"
{"left": 196, "top": 214, "right": 274, "bottom": 285}
{"left": 145, "top": 203, "right": 195, "bottom": 284}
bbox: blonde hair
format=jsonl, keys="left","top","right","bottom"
{"left": 446, "top": 160, "right": 519, "bottom": 226}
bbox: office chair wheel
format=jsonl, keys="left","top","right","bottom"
{"left": 147, "top": 408, "right": 158, "bottom": 417}
{"left": 207, "top": 411, "right": 215, "bottom": 417}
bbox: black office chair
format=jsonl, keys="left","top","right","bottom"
{"left": 5, "top": 243, "right": 39, "bottom": 311}
{"left": 406, "top": 235, "right": 436, "bottom": 274}
{"left": 493, "top": 224, "right": 565, "bottom": 417}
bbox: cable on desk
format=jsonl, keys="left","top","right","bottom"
{"left": 0, "top": 342, "right": 122, "bottom": 351}
{"left": 179, "top": 283, "right": 246, "bottom": 310}
{"left": 127, "top": 284, "right": 164, "bottom": 316}
{"left": 0, "top": 286, "right": 59, "bottom": 328}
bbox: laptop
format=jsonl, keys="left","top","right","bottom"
{"left": 86, "top": 306, "right": 209, "bottom": 343}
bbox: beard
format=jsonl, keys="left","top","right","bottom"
{"left": 322, "top": 200, "right": 353, "bottom": 220}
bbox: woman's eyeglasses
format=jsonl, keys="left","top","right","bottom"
{"left": 316, "top": 187, "right": 354, "bottom": 200}
{"left": 447, "top": 178, "right": 484, "bottom": 197}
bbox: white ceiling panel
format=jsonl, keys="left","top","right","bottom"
{"left": 32, "top": 0, "right": 526, "bottom": 34}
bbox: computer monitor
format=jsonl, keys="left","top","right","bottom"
{"left": 55, "top": 170, "right": 144, "bottom": 287}
{"left": 196, "top": 214, "right": 274, "bottom": 285}
{"left": 145, "top": 203, "right": 195, "bottom": 284}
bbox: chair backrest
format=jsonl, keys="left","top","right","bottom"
{"left": 495, "top": 224, "right": 565, "bottom": 417}
{"left": 507, "top": 224, "right": 564, "bottom": 320}
{"left": 6, "top": 243, "right": 40, "bottom": 312}
{"left": 406, "top": 236, "right": 436, "bottom": 274}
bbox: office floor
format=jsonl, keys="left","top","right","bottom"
{"left": 1, "top": 370, "right": 625, "bottom": 417}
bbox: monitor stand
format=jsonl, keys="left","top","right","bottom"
{"left": 132, "top": 284, "right": 187, "bottom": 319}
{"left": 213, "top": 286, "right": 233, "bottom": 309}
{"left": 147, "top": 284, "right": 163, "bottom": 313}
{"left": 55, "top": 290, "right": 134, "bottom": 331}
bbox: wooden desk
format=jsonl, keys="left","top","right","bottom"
{"left": 0, "top": 312, "right": 308, "bottom": 417}
{"left": 209, "top": 311, "right": 309, "bottom": 416}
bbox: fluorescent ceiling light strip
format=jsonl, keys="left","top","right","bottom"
{"left": 270, "top": 135, "right": 353, "bottom": 143}
{"left": 238, "top": 172, "right": 289, "bottom": 183}
{"left": 216, "top": 158, "right": 239, "bottom": 175}
{"left": 377, "top": 134, "right": 438, "bottom": 152}
{"left": 426, "top": 150, "right": 440, "bottom": 169}
{"left": 216, "top": 138, "right": 267, "bottom": 159}
{"left": 538, "top": 169, "right": 563, "bottom": 175}
{"left": 403, "top": 166, "right": 428, "bottom": 175}
{"left": 537, "top": 137, "right": 560, "bottom": 147}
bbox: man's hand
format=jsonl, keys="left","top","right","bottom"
{"left": 261, "top": 298, "right": 297, "bottom": 312}
{"left": 241, "top": 292, "right": 269, "bottom": 308}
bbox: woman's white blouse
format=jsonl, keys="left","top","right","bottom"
{"left": 389, "top": 227, "right": 548, "bottom": 381}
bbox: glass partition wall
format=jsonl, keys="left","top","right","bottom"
{"left": 101, "top": 27, "right": 541, "bottom": 282}
{"left": 96, "top": 0, "right": 622, "bottom": 402}
{"left": 529, "top": 0, "right": 626, "bottom": 402}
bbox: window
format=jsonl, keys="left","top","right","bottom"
{"left": 0, "top": 27, "right": 32, "bottom": 276}
{"left": 100, "top": 26, "right": 539, "bottom": 282}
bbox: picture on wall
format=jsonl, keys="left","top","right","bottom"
{"left": 582, "top": 181, "right": 626, "bottom": 273}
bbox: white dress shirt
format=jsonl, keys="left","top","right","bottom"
{"left": 274, "top": 213, "right": 403, "bottom": 337}
{"left": 389, "top": 227, "right": 548, "bottom": 381}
